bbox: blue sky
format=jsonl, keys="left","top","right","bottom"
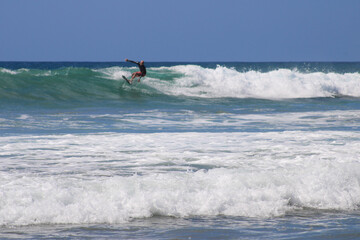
{"left": 0, "top": 0, "right": 359, "bottom": 62}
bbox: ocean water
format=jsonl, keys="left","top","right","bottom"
{"left": 1, "top": 62, "right": 360, "bottom": 239}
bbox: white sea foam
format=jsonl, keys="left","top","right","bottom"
{"left": 1, "top": 130, "right": 360, "bottom": 225}
{"left": 96, "top": 109, "right": 360, "bottom": 132}
{"left": 35, "top": 70, "right": 52, "bottom": 77}
{"left": 142, "top": 65, "right": 360, "bottom": 99}
{"left": 16, "top": 114, "right": 30, "bottom": 120}
{"left": 0, "top": 68, "right": 18, "bottom": 75}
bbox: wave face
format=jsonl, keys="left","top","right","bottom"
{"left": 1, "top": 63, "right": 360, "bottom": 105}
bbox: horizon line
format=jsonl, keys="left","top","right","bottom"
{"left": 1, "top": 60, "right": 360, "bottom": 63}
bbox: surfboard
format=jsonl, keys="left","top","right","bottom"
{"left": 122, "top": 75, "right": 132, "bottom": 85}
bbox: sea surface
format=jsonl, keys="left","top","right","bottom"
{"left": 1, "top": 62, "right": 360, "bottom": 239}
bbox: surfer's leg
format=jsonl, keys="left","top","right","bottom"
{"left": 130, "top": 72, "right": 136, "bottom": 81}
{"left": 131, "top": 72, "right": 142, "bottom": 82}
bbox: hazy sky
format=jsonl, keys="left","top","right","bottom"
{"left": 1, "top": 0, "right": 359, "bottom": 61}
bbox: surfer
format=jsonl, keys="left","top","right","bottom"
{"left": 125, "top": 59, "right": 146, "bottom": 83}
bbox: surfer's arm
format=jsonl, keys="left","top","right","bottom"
{"left": 125, "top": 59, "right": 139, "bottom": 65}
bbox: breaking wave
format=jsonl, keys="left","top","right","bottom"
{"left": 1, "top": 65, "right": 360, "bottom": 103}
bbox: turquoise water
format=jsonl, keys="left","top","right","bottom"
{"left": 1, "top": 62, "right": 360, "bottom": 239}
